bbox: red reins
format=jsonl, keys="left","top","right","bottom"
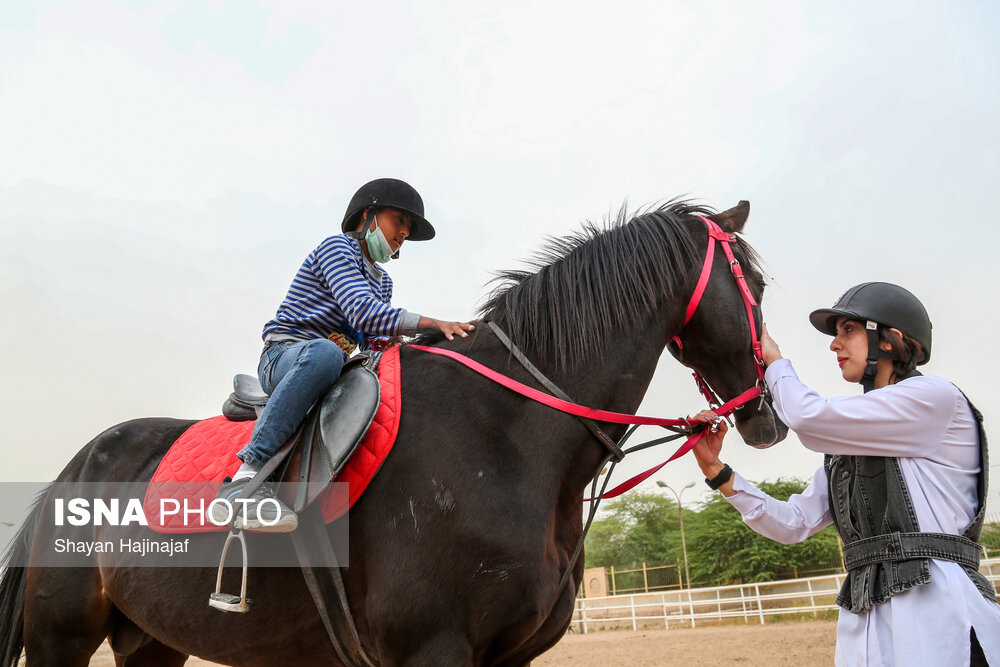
{"left": 408, "top": 215, "right": 768, "bottom": 499}
{"left": 407, "top": 344, "right": 707, "bottom": 429}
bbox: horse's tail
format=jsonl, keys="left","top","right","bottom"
{"left": 0, "top": 486, "right": 49, "bottom": 667}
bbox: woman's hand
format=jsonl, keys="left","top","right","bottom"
{"left": 761, "top": 324, "right": 783, "bottom": 366}
{"left": 419, "top": 316, "right": 476, "bottom": 340}
{"left": 690, "top": 410, "right": 727, "bottom": 479}
{"left": 690, "top": 409, "right": 738, "bottom": 496}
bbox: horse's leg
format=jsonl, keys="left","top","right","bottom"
{"left": 113, "top": 638, "right": 189, "bottom": 667}
{"left": 22, "top": 566, "right": 112, "bottom": 666}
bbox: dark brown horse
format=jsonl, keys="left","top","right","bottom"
{"left": 0, "top": 200, "right": 786, "bottom": 666}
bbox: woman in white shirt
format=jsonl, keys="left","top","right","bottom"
{"left": 693, "top": 282, "right": 1000, "bottom": 666}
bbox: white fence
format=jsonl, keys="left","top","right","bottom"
{"left": 571, "top": 557, "right": 1000, "bottom": 633}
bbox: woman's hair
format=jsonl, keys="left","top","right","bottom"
{"left": 879, "top": 326, "right": 925, "bottom": 379}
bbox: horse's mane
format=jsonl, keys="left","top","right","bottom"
{"left": 408, "top": 200, "right": 766, "bottom": 369}
{"left": 474, "top": 199, "right": 765, "bottom": 370}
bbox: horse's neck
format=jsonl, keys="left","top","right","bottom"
{"left": 557, "top": 305, "right": 674, "bottom": 411}
{"left": 560, "top": 341, "right": 660, "bottom": 417}
{"left": 530, "top": 318, "right": 673, "bottom": 489}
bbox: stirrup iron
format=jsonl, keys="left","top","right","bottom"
{"left": 208, "top": 529, "right": 252, "bottom": 613}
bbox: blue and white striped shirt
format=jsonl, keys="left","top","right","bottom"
{"left": 262, "top": 234, "right": 420, "bottom": 352}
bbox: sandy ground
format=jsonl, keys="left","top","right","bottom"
{"left": 86, "top": 620, "right": 837, "bottom": 665}
{"left": 532, "top": 621, "right": 838, "bottom": 666}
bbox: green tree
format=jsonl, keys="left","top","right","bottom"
{"left": 684, "top": 477, "right": 842, "bottom": 585}
{"left": 584, "top": 491, "right": 688, "bottom": 569}
{"left": 584, "top": 479, "right": 844, "bottom": 588}
{"left": 981, "top": 522, "right": 1000, "bottom": 554}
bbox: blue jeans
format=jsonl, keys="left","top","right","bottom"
{"left": 236, "top": 339, "right": 346, "bottom": 469}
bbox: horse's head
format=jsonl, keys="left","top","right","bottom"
{"left": 666, "top": 201, "right": 788, "bottom": 448}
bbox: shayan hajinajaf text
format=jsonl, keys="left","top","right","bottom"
{"left": 53, "top": 538, "right": 190, "bottom": 558}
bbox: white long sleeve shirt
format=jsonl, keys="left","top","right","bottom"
{"left": 726, "top": 358, "right": 1000, "bottom": 666}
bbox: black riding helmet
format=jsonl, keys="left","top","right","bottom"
{"left": 809, "top": 282, "right": 932, "bottom": 363}
{"left": 341, "top": 178, "right": 435, "bottom": 242}
{"left": 809, "top": 282, "right": 932, "bottom": 392}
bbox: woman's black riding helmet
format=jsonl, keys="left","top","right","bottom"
{"left": 808, "top": 282, "right": 932, "bottom": 364}
{"left": 809, "top": 282, "right": 932, "bottom": 393}
{"left": 341, "top": 178, "right": 435, "bottom": 241}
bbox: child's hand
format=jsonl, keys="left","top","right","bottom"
{"left": 419, "top": 317, "right": 476, "bottom": 340}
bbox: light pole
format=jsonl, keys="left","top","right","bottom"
{"left": 657, "top": 480, "right": 695, "bottom": 590}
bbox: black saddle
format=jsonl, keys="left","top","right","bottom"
{"left": 222, "top": 375, "right": 269, "bottom": 421}
{"left": 221, "top": 354, "right": 382, "bottom": 512}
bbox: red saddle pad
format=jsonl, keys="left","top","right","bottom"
{"left": 143, "top": 345, "right": 402, "bottom": 533}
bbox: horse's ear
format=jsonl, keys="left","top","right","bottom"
{"left": 709, "top": 201, "right": 750, "bottom": 234}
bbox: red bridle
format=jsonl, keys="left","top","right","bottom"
{"left": 671, "top": 216, "right": 767, "bottom": 410}
{"left": 408, "top": 215, "right": 769, "bottom": 498}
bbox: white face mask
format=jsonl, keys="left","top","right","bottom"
{"left": 364, "top": 215, "right": 393, "bottom": 263}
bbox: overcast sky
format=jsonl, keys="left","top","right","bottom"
{"left": 2, "top": 1, "right": 998, "bottom": 515}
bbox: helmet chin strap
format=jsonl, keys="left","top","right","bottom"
{"left": 861, "top": 321, "right": 917, "bottom": 392}
{"left": 861, "top": 320, "right": 880, "bottom": 394}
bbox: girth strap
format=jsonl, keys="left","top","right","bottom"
{"left": 841, "top": 531, "right": 983, "bottom": 571}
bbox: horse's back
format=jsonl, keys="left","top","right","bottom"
{"left": 57, "top": 417, "right": 197, "bottom": 483}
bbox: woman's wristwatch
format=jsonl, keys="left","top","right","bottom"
{"left": 705, "top": 463, "right": 734, "bottom": 490}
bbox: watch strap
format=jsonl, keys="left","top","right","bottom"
{"left": 706, "top": 463, "right": 733, "bottom": 490}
